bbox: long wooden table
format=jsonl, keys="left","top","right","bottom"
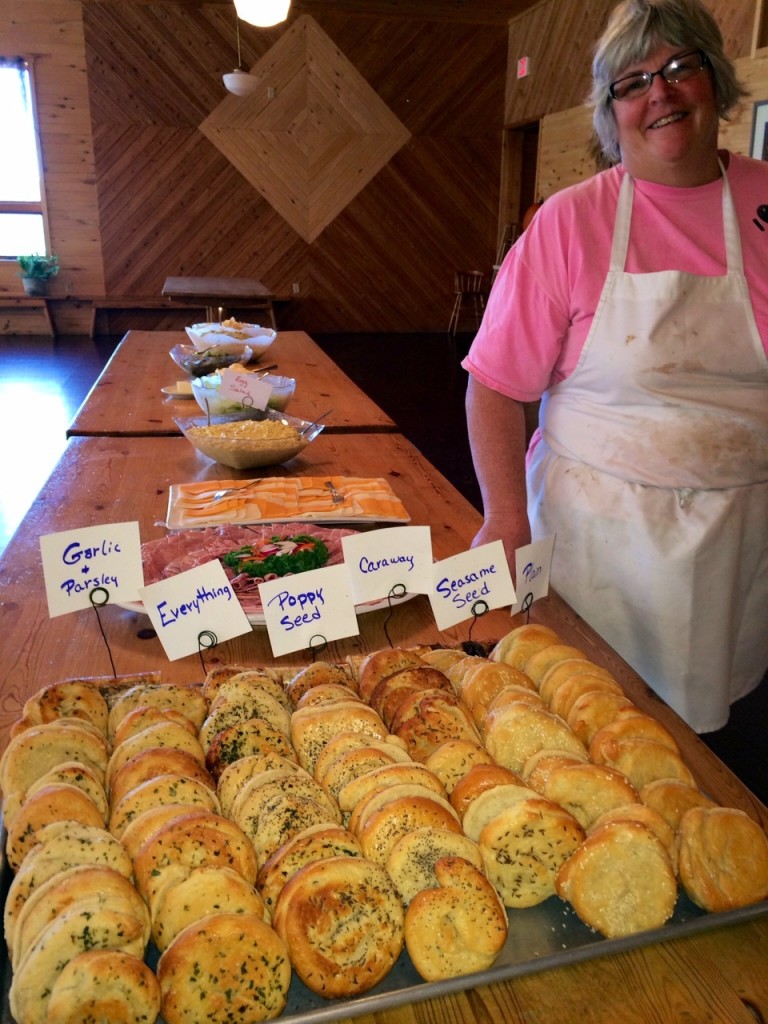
{"left": 3, "top": 430, "right": 767, "bottom": 818}
{"left": 3, "top": 370, "right": 768, "bottom": 1021}
{"left": 66, "top": 330, "right": 397, "bottom": 437}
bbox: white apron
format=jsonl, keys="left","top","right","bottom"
{"left": 527, "top": 167, "right": 768, "bottom": 732}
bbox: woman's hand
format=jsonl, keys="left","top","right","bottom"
{"left": 471, "top": 513, "right": 531, "bottom": 580}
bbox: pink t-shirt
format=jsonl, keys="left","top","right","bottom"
{"left": 463, "top": 152, "right": 768, "bottom": 402}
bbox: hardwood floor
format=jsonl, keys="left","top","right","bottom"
{"left": 314, "top": 332, "right": 481, "bottom": 512}
{"left": 0, "top": 329, "right": 765, "bottom": 805}
{"left": 0, "top": 333, "right": 117, "bottom": 555}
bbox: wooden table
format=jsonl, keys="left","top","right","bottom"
{"left": 4, "top": 414, "right": 768, "bottom": 1019}
{"left": 66, "top": 330, "right": 397, "bottom": 436}
{"left": 1, "top": 432, "right": 767, "bottom": 1022}
{"left": 162, "top": 275, "right": 277, "bottom": 327}
{"left": 0, "top": 431, "right": 505, "bottom": 750}
{"left": 3, "top": 429, "right": 766, "bottom": 816}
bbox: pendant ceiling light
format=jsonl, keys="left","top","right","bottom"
{"left": 223, "top": 10, "right": 259, "bottom": 96}
{"left": 234, "top": 0, "right": 291, "bottom": 28}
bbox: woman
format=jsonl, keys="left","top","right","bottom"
{"left": 463, "top": 0, "right": 768, "bottom": 734}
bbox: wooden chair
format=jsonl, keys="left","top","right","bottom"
{"left": 448, "top": 270, "right": 487, "bottom": 335}
{"left": 491, "top": 223, "right": 521, "bottom": 284}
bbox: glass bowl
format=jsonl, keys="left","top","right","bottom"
{"left": 191, "top": 373, "right": 296, "bottom": 415}
{"left": 169, "top": 343, "right": 254, "bottom": 378}
{"left": 173, "top": 409, "right": 324, "bottom": 469}
{"left": 185, "top": 321, "right": 276, "bottom": 360}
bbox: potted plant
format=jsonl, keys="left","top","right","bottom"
{"left": 17, "top": 253, "right": 59, "bottom": 296}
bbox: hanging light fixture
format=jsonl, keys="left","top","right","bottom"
{"left": 234, "top": 0, "right": 291, "bottom": 28}
{"left": 223, "top": 10, "right": 259, "bottom": 96}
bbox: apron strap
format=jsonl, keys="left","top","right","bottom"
{"left": 610, "top": 159, "right": 742, "bottom": 275}
{"left": 719, "top": 158, "right": 743, "bottom": 274}
{"left": 609, "top": 173, "right": 633, "bottom": 272}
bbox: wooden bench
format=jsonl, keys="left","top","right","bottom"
{"left": 0, "top": 296, "right": 57, "bottom": 337}
{"left": 89, "top": 297, "right": 208, "bottom": 338}
{"left": 89, "top": 296, "right": 288, "bottom": 337}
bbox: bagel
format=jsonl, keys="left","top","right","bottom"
{"left": 404, "top": 856, "right": 508, "bottom": 980}
{"left": 272, "top": 855, "right": 403, "bottom": 998}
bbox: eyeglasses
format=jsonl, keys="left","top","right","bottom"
{"left": 608, "top": 50, "right": 709, "bottom": 101}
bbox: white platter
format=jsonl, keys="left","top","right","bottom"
{"left": 166, "top": 477, "right": 411, "bottom": 530}
{"left": 161, "top": 384, "right": 194, "bottom": 398}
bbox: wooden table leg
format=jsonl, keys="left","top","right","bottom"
{"left": 41, "top": 298, "right": 56, "bottom": 338}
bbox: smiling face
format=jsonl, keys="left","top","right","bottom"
{"left": 612, "top": 43, "right": 721, "bottom": 186}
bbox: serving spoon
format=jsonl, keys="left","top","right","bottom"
{"left": 300, "top": 408, "right": 334, "bottom": 436}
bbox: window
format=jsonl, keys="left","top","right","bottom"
{"left": 0, "top": 58, "right": 47, "bottom": 258}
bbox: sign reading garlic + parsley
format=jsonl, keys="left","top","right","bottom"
{"left": 40, "top": 522, "right": 144, "bottom": 618}
{"left": 429, "top": 540, "right": 516, "bottom": 630}
{"left": 341, "top": 525, "right": 434, "bottom": 604}
{"left": 259, "top": 563, "right": 359, "bottom": 657}
{"left": 137, "top": 560, "right": 251, "bottom": 661}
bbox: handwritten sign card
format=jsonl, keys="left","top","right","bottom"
{"left": 429, "top": 540, "right": 516, "bottom": 631}
{"left": 40, "top": 522, "right": 144, "bottom": 618}
{"left": 138, "top": 560, "right": 251, "bottom": 661}
{"left": 218, "top": 368, "right": 273, "bottom": 410}
{"left": 508, "top": 535, "right": 556, "bottom": 616}
{"left": 341, "top": 525, "right": 433, "bottom": 605}
{"left": 260, "top": 564, "right": 359, "bottom": 657}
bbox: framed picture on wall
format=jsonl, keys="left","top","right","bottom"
{"left": 750, "top": 100, "right": 768, "bottom": 160}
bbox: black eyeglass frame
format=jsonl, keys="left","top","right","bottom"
{"left": 608, "top": 49, "right": 710, "bottom": 102}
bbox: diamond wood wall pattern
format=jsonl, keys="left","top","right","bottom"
{"left": 79, "top": 2, "right": 507, "bottom": 333}
{"left": 200, "top": 16, "right": 411, "bottom": 243}
{"left": 1, "top": 0, "right": 763, "bottom": 335}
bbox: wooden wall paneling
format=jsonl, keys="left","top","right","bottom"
{"left": 715, "top": 0, "right": 762, "bottom": 59}
{"left": 76, "top": 4, "right": 507, "bottom": 333}
{"left": 504, "top": 0, "right": 615, "bottom": 127}
{"left": 165, "top": 0, "right": 542, "bottom": 24}
{"left": 291, "top": 0, "right": 540, "bottom": 24}
{"left": 498, "top": 128, "right": 524, "bottom": 248}
{"left": 536, "top": 106, "right": 597, "bottom": 200}
{"left": 753, "top": 0, "right": 768, "bottom": 55}
{"left": 84, "top": 2, "right": 241, "bottom": 123}
{"left": 309, "top": 15, "right": 508, "bottom": 329}
{"left": 0, "top": 0, "right": 103, "bottom": 335}
{"left": 199, "top": 17, "right": 413, "bottom": 245}
{"left": 4, "top": 0, "right": 761, "bottom": 336}
{"left": 719, "top": 53, "right": 768, "bottom": 155}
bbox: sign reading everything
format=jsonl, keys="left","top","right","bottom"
{"left": 40, "top": 521, "right": 144, "bottom": 618}
{"left": 138, "top": 559, "right": 251, "bottom": 661}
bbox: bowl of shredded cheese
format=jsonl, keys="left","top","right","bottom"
{"left": 173, "top": 410, "right": 324, "bottom": 469}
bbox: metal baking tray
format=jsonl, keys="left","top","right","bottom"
{"left": 242, "top": 898, "right": 768, "bottom": 1024}
{"left": 1, "top": 837, "right": 766, "bottom": 1024}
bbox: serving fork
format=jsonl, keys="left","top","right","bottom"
{"left": 324, "top": 480, "right": 345, "bottom": 505}
{"left": 180, "top": 482, "right": 257, "bottom": 506}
